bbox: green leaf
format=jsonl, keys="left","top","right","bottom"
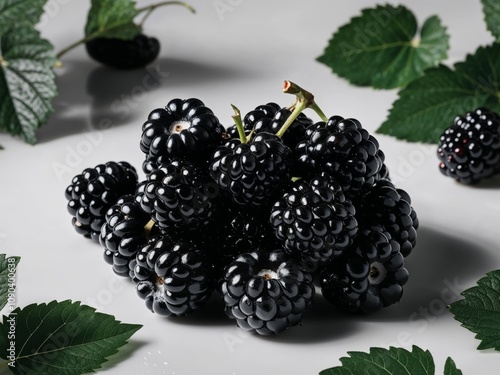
{"left": 449, "top": 270, "right": 500, "bottom": 351}
{"left": 0, "top": 0, "right": 47, "bottom": 35}
{"left": 444, "top": 357, "right": 463, "bottom": 375}
{"left": 377, "top": 43, "right": 500, "bottom": 143}
{"left": 317, "top": 5, "right": 449, "bottom": 89}
{"left": 481, "top": 0, "right": 500, "bottom": 41}
{"left": 0, "top": 300, "right": 142, "bottom": 375}
{"left": 0, "top": 254, "right": 20, "bottom": 311}
{"left": 319, "top": 345, "right": 462, "bottom": 375}
{"left": 0, "top": 26, "right": 57, "bottom": 144}
{"left": 319, "top": 345, "right": 435, "bottom": 375}
{"left": 85, "top": 0, "right": 141, "bottom": 40}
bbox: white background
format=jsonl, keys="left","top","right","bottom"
{"left": 1, "top": 0, "right": 500, "bottom": 374}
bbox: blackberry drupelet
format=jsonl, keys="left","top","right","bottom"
{"left": 270, "top": 174, "right": 358, "bottom": 270}
{"left": 140, "top": 98, "right": 225, "bottom": 173}
{"left": 354, "top": 179, "right": 418, "bottom": 258}
{"left": 320, "top": 225, "right": 409, "bottom": 314}
{"left": 133, "top": 235, "right": 215, "bottom": 317}
{"left": 100, "top": 192, "right": 156, "bottom": 278}
{"left": 65, "top": 161, "right": 138, "bottom": 242}
{"left": 137, "top": 159, "right": 219, "bottom": 234}
{"left": 220, "top": 249, "right": 314, "bottom": 335}
{"left": 295, "top": 115, "right": 385, "bottom": 197}
{"left": 85, "top": 34, "right": 160, "bottom": 69}
{"left": 209, "top": 132, "right": 292, "bottom": 208}
{"left": 437, "top": 107, "right": 500, "bottom": 184}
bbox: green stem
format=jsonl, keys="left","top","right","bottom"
{"left": 283, "top": 80, "right": 328, "bottom": 122}
{"left": 276, "top": 80, "right": 328, "bottom": 137}
{"left": 231, "top": 104, "right": 247, "bottom": 144}
{"left": 276, "top": 98, "right": 309, "bottom": 138}
{"left": 55, "top": 1, "right": 195, "bottom": 60}
{"left": 137, "top": 1, "right": 196, "bottom": 26}
{"left": 56, "top": 34, "right": 96, "bottom": 59}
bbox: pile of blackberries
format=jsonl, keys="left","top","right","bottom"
{"left": 65, "top": 83, "right": 419, "bottom": 335}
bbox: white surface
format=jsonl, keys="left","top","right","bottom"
{"left": 1, "top": 0, "right": 500, "bottom": 374}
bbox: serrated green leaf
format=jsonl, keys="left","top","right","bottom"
{"left": 449, "top": 270, "right": 500, "bottom": 351}
{"left": 444, "top": 357, "right": 463, "bottom": 375}
{"left": 0, "top": 300, "right": 142, "bottom": 375}
{"left": 319, "top": 345, "right": 462, "bottom": 375}
{"left": 0, "top": 254, "right": 20, "bottom": 311}
{"left": 317, "top": 5, "right": 449, "bottom": 89}
{"left": 0, "top": 0, "right": 47, "bottom": 35}
{"left": 481, "top": 0, "right": 500, "bottom": 41}
{"left": 0, "top": 26, "right": 57, "bottom": 144}
{"left": 377, "top": 43, "right": 500, "bottom": 143}
{"left": 85, "top": 0, "right": 141, "bottom": 40}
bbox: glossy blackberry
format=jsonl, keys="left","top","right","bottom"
{"left": 140, "top": 98, "right": 225, "bottom": 173}
{"left": 137, "top": 159, "right": 219, "bottom": 233}
{"left": 209, "top": 132, "right": 292, "bottom": 208}
{"left": 226, "top": 104, "right": 312, "bottom": 152}
{"left": 209, "top": 204, "right": 281, "bottom": 271}
{"left": 100, "top": 192, "right": 157, "bottom": 278}
{"left": 85, "top": 34, "right": 160, "bottom": 70}
{"left": 220, "top": 249, "right": 314, "bottom": 335}
{"left": 354, "top": 179, "right": 418, "bottom": 258}
{"left": 134, "top": 235, "right": 215, "bottom": 317}
{"left": 295, "top": 116, "right": 385, "bottom": 197}
{"left": 65, "top": 161, "right": 138, "bottom": 242}
{"left": 225, "top": 102, "right": 281, "bottom": 138}
{"left": 320, "top": 225, "right": 409, "bottom": 314}
{"left": 437, "top": 107, "right": 500, "bottom": 184}
{"left": 270, "top": 174, "right": 358, "bottom": 270}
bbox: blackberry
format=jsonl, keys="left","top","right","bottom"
{"left": 270, "top": 174, "right": 358, "bottom": 270}
{"left": 320, "top": 225, "right": 409, "bottom": 314}
{"left": 210, "top": 132, "right": 292, "bottom": 208}
{"left": 140, "top": 98, "right": 225, "bottom": 173}
{"left": 226, "top": 104, "right": 313, "bottom": 153}
{"left": 225, "top": 102, "right": 281, "bottom": 138}
{"left": 65, "top": 161, "right": 138, "bottom": 242}
{"left": 85, "top": 34, "right": 160, "bottom": 70}
{"left": 354, "top": 179, "right": 418, "bottom": 258}
{"left": 437, "top": 107, "right": 500, "bottom": 184}
{"left": 220, "top": 249, "right": 314, "bottom": 335}
{"left": 209, "top": 203, "right": 281, "bottom": 272}
{"left": 100, "top": 192, "right": 157, "bottom": 278}
{"left": 134, "top": 235, "right": 215, "bottom": 317}
{"left": 137, "top": 159, "right": 219, "bottom": 233}
{"left": 295, "top": 116, "right": 385, "bottom": 197}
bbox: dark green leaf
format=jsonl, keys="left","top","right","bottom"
{"left": 449, "top": 270, "right": 500, "bottom": 351}
{"left": 0, "top": 0, "right": 47, "bottom": 35}
{"left": 317, "top": 5, "right": 449, "bottom": 89}
{"left": 444, "top": 357, "right": 463, "bottom": 375}
{"left": 0, "top": 254, "right": 20, "bottom": 311}
{"left": 377, "top": 43, "right": 500, "bottom": 143}
{"left": 85, "top": 0, "right": 141, "bottom": 40}
{"left": 0, "top": 26, "right": 57, "bottom": 144}
{"left": 319, "top": 345, "right": 462, "bottom": 375}
{"left": 481, "top": 0, "right": 500, "bottom": 41}
{"left": 0, "top": 300, "right": 142, "bottom": 375}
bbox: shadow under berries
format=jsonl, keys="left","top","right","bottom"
{"left": 36, "top": 59, "right": 97, "bottom": 143}
{"left": 360, "top": 225, "right": 498, "bottom": 323}
{"left": 163, "top": 294, "right": 234, "bottom": 327}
